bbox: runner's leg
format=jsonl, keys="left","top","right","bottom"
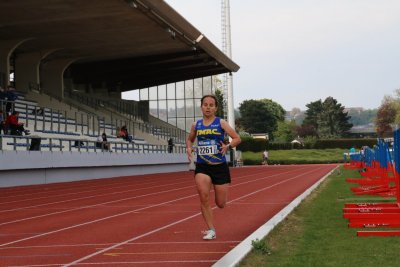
{"left": 195, "top": 173, "right": 214, "bottom": 230}
{"left": 214, "top": 184, "right": 228, "bottom": 208}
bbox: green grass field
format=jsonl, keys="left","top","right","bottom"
{"left": 243, "top": 149, "right": 346, "bottom": 165}
{"left": 238, "top": 166, "right": 400, "bottom": 267}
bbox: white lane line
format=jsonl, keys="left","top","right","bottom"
{"left": 0, "top": 179, "right": 191, "bottom": 213}
{"left": 10, "top": 260, "right": 216, "bottom": 267}
{"left": 0, "top": 184, "right": 194, "bottom": 227}
{"left": 0, "top": 166, "right": 280, "bottom": 208}
{"left": 213, "top": 165, "right": 338, "bottom": 267}
{"left": 1, "top": 253, "right": 71, "bottom": 258}
{"left": 62, "top": 166, "right": 325, "bottom": 267}
{"left": 0, "top": 192, "right": 196, "bottom": 248}
{"left": 62, "top": 212, "right": 204, "bottom": 267}
{"left": 0, "top": 167, "right": 302, "bottom": 245}
{"left": 0, "top": 168, "right": 275, "bottom": 226}
{"left": 0, "top": 240, "right": 240, "bottom": 250}
{"left": 0, "top": 174, "right": 189, "bottom": 206}
{"left": 0, "top": 170, "right": 191, "bottom": 201}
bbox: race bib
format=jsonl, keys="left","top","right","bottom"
{"left": 198, "top": 145, "right": 218, "bottom": 155}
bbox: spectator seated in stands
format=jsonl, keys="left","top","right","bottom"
{"left": 0, "top": 87, "right": 6, "bottom": 108}
{"left": 5, "top": 111, "right": 30, "bottom": 136}
{"left": 74, "top": 140, "right": 85, "bottom": 147}
{"left": 168, "top": 138, "right": 174, "bottom": 153}
{"left": 31, "top": 107, "right": 44, "bottom": 115}
{"left": 119, "top": 125, "right": 133, "bottom": 142}
{"left": 117, "top": 126, "right": 124, "bottom": 138}
{"left": 5, "top": 86, "right": 17, "bottom": 114}
{"left": 96, "top": 132, "right": 111, "bottom": 151}
{"left": 0, "top": 109, "right": 5, "bottom": 134}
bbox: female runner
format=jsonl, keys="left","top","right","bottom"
{"left": 186, "top": 94, "right": 241, "bottom": 240}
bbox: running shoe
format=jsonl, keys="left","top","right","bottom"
{"left": 202, "top": 229, "right": 216, "bottom": 240}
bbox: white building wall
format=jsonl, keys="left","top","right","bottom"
{"left": 0, "top": 151, "right": 190, "bottom": 188}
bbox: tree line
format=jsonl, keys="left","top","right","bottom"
{"left": 215, "top": 87, "right": 399, "bottom": 141}
{"left": 375, "top": 89, "right": 400, "bottom": 137}
{"left": 215, "top": 90, "right": 363, "bottom": 142}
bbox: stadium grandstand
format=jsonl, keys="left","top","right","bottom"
{"left": 0, "top": 0, "right": 239, "bottom": 187}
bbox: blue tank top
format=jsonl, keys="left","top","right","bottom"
{"left": 195, "top": 117, "right": 226, "bottom": 164}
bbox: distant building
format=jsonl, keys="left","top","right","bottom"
{"left": 285, "top": 109, "right": 305, "bottom": 124}
{"left": 251, "top": 133, "right": 269, "bottom": 140}
{"left": 344, "top": 107, "right": 364, "bottom": 114}
{"left": 349, "top": 123, "right": 376, "bottom": 138}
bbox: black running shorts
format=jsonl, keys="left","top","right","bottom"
{"left": 194, "top": 162, "right": 231, "bottom": 185}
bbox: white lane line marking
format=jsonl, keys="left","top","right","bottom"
{"left": 0, "top": 168, "right": 275, "bottom": 226}
{"left": 1, "top": 253, "right": 70, "bottom": 258}
{"left": 62, "top": 166, "right": 325, "bottom": 267}
{"left": 0, "top": 167, "right": 304, "bottom": 246}
{"left": 0, "top": 185, "right": 194, "bottom": 227}
{"left": 0, "top": 194, "right": 196, "bottom": 248}
{"left": 10, "top": 260, "right": 216, "bottom": 267}
{"left": 103, "top": 251, "right": 227, "bottom": 256}
{"left": 0, "top": 179, "right": 191, "bottom": 213}
{"left": 0, "top": 175, "right": 189, "bottom": 207}
{"left": 0, "top": 241, "right": 240, "bottom": 250}
{"left": 0, "top": 171, "right": 191, "bottom": 203}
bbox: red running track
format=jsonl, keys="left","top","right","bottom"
{"left": 0, "top": 164, "right": 337, "bottom": 267}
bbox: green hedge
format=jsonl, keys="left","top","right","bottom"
{"left": 243, "top": 159, "right": 344, "bottom": 165}
{"left": 242, "top": 149, "right": 346, "bottom": 165}
{"left": 237, "top": 137, "right": 377, "bottom": 152}
{"left": 312, "top": 138, "right": 377, "bottom": 149}
{"left": 236, "top": 137, "right": 268, "bottom": 152}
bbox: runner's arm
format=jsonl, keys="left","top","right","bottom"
{"left": 220, "top": 119, "right": 241, "bottom": 154}
{"left": 186, "top": 122, "right": 196, "bottom": 160}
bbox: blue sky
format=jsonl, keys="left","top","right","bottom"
{"left": 127, "top": 0, "right": 400, "bottom": 110}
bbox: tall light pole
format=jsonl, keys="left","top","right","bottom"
{"left": 221, "top": 0, "right": 235, "bottom": 130}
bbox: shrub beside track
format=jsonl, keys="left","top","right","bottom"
{"left": 242, "top": 149, "right": 345, "bottom": 165}
{"left": 237, "top": 137, "right": 377, "bottom": 152}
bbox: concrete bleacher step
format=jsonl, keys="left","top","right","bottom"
{"left": 5, "top": 90, "right": 177, "bottom": 149}
{"left": 36, "top": 130, "right": 81, "bottom": 136}
{"left": 15, "top": 106, "right": 67, "bottom": 118}
{"left": 14, "top": 97, "right": 68, "bottom": 118}
{"left": 0, "top": 134, "right": 156, "bottom": 153}
{"left": 12, "top": 98, "right": 90, "bottom": 134}
{"left": 14, "top": 99, "right": 38, "bottom": 107}
{"left": 18, "top": 115, "right": 76, "bottom": 124}
{"left": 99, "top": 124, "right": 114, "bottom": 130}
{"left": 0, "top": 135, "right": 60, "bottom": 151}
{"left": 12, "top": 99, "right": 97, "bottom": 139}
{"left": 6, "top": 142, "right": 64, "bottom": 150}
{"left": 16, "top": 116, "right": 88, "bottom": 130}
{"left": 86, "top": 133, "right": 147, "bottom": 144}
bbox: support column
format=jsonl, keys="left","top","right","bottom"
{"left": 0, "top": 39, "right": 31, "bottom": 88}
{"left": 40, "top": 58, "right": 77, "bottom": 100}
{"left": 15, "top": 50, "right": 56, "bottom": 93}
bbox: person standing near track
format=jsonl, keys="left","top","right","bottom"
{"left": 186, "top": 95, "right": 241, "bottom": 240}
{"left": 262, "top": 150, "right": 269, "bottom": 165}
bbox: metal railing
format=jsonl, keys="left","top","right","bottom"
{"left": 64, "top": 91, "right": 188, "bottom": 143}
{"left": 2, "top": 91, "right": 188, "bottom": 145}
{"left": 66, "top": 91, "right": 145, "bottom": 121}
{"left": 0, "top": 135, "right": 186, "bottom": 154}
